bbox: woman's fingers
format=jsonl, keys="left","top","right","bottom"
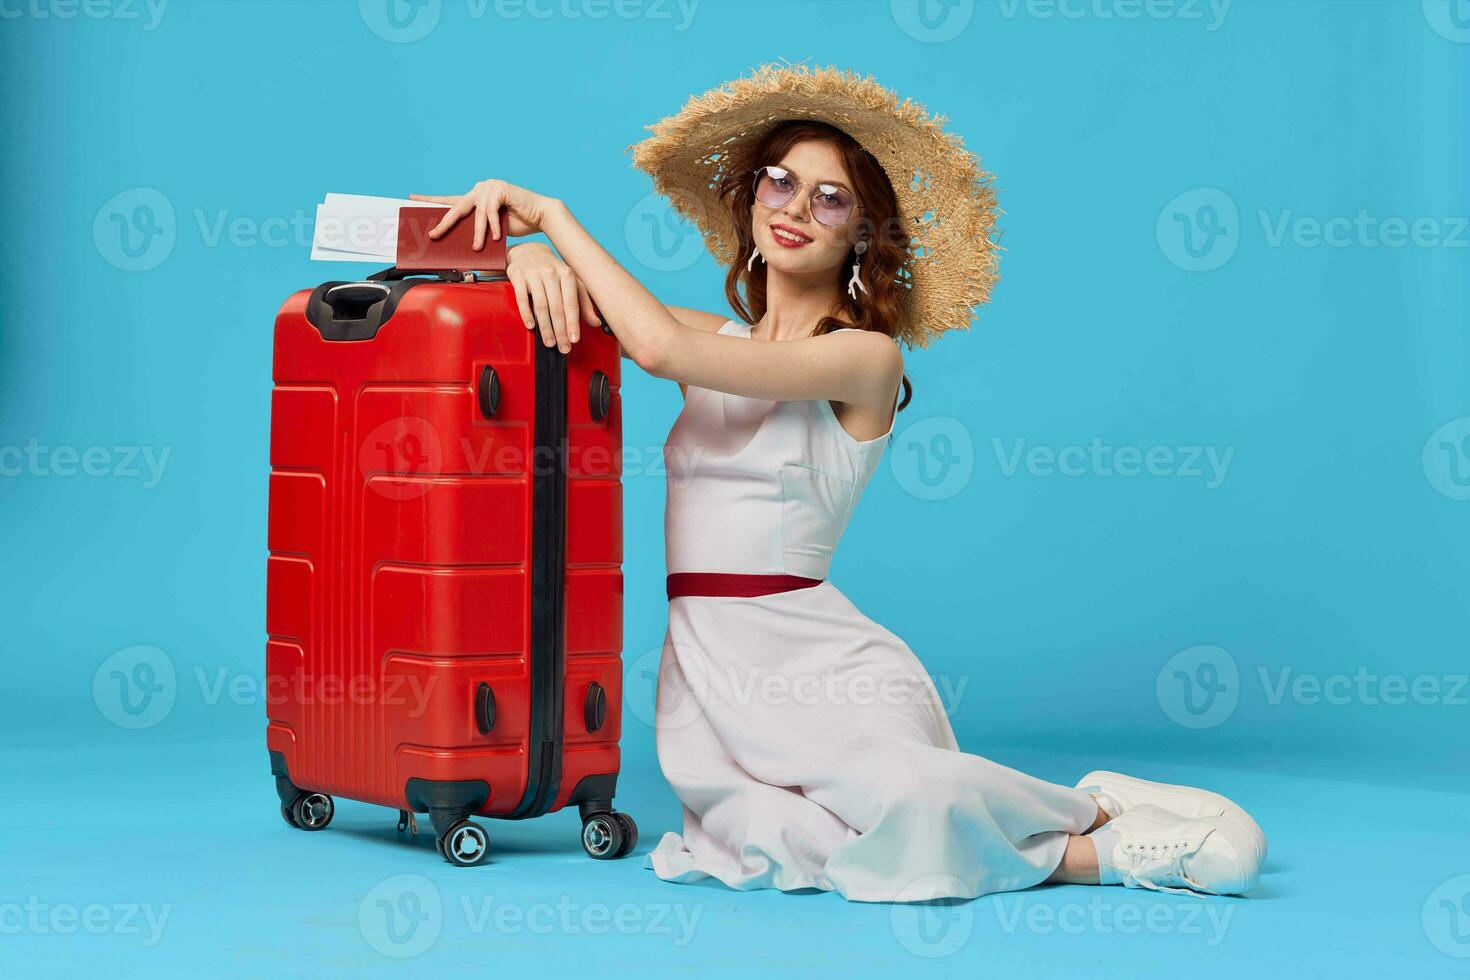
{"left": 508, "top": 270, "right": 536, "bottom": 331}
{"left": 527, "top": 275, "right": 557, "bottom": 350}
{"left": 558, "top": 270, "right": 581, "bottom": 346}
{"left": 408, "top": 194, "right": 458, "bottom": 205}
{"left": 473, "top": 196, "right": 489, "bottom": 252}
{"left": 428, "top": 195, "right": 476, "bottom": 239}
{"left": 576, "top": 281, "right": 600, "bottom": 328}
{"left": 541, "top": 269, "right": 572, "bottom": 352}
{"left": 484, "top": 186, "right": 504, "bottom": 243}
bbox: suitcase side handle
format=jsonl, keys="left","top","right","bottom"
{"left": 475, "top": 683, "right": 496, "bottom": 735}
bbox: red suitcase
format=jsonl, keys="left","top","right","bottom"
{"left": 265, "top": 236, "right": 634, "bottom": 866}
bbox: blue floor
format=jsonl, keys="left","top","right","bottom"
{"left": 10, "top": 732, "right": 1468, "bottom": 977}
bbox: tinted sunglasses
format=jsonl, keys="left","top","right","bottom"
{"left": 752, "top": 165, "right": 858, "bottom": 228}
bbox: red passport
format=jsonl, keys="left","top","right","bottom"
{"left": 395, "top": 206, "right": 508, "bottom": 273}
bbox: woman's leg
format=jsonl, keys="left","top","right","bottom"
{"left": 1043, "top": 802, "right": 1111, "bottom": 886}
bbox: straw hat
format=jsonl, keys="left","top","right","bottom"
{"left": 629, "top": 63, "right": 1000, "bottom": 348}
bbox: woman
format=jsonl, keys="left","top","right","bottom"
{"left": 413, "top": 65, "right": 1266, "bottom": 903}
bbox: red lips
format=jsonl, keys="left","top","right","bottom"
{"left": 769, "top": 222, "right": 813, "bottom": 248}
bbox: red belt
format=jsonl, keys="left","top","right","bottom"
{"left": 666, "top": 573, "right": 824, "bottom": 600}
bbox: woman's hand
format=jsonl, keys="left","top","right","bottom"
{"left": 410, "top": 179, "right": 558, "bottom": 251}
{"left": 504, "top": 242, "right": 600, "bottom": 352}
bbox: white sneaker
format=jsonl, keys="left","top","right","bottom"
{"left": 1076, "top": 770, "right": 1267, "bottom": 863}
{"left": 1098, "top": 803, "right": 1260, "bottom": 896}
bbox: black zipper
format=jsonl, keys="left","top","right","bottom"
{"left": 507, "top": 341, "right": 566, "bottom": 819}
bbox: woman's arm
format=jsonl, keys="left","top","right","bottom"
{"left": 414, "top": 181, "right": 902, "bottom": 411}
{"left": 507, "top": 242, "right": 726, "bottom": 358}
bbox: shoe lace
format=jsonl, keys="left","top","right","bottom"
{"left": 1118, "top": 838, "right": 1195, "bottom": 892}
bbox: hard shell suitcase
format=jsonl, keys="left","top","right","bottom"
{"left": 264, "top": 246, "right": 634, "bottom": 865}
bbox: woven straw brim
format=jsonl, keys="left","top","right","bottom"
{"left": 629, "top": 64, "right": 1000, "bottom": 348}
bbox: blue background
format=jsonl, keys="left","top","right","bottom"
{"left": 2, "top": 0, "right": 1468, "bottom": 976}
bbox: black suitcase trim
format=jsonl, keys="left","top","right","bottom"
{"left": 505, "top": 339, "right": 568, "bottom": 819}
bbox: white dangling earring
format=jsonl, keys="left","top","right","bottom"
{"left": 846, "top": 241, "right": 869, "bottom": 300}
{"left": 747, "top": 246, "right": 764, "bottom": 272}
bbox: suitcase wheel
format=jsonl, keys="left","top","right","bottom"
{"left": 439, "top": 819, "right": 489, "bottom": 867}
{"left": 288, "top": 792, "right": 335, "bottom": 832}
{"left": 581, "top": 811, "right": 638, "bottom": 860}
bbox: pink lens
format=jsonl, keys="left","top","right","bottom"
{"left": 810, "top": 185, "right": 855, "bottom": 227}
{"left": 754, "top": 167, "right": 798, "bottom": 209}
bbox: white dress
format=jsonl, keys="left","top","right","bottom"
{"left": 645, "top": 321, "right": 1098, "bottom": 903}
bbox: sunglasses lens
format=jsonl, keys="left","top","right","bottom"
{"left": 811, "top": 185, "right": 855, "bottom": 227}
{"left": 754, "top": 167, "right": 798, "bottom": 209}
